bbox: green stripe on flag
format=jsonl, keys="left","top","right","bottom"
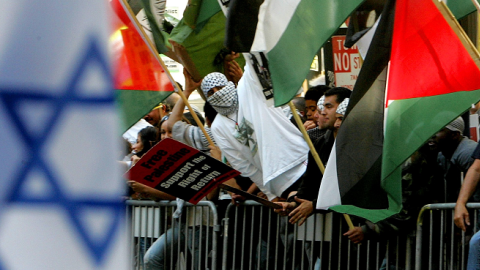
{"left": 382, "top": 90, "right": 480, "bottom": 181}
{"left": 331, "top": 166, "right": 403, "bottom": 223}
{"left": 448, "top": 0, "right": 476, "bottom": 19}
{"left": 115, "top": 89, "right": 172, "bottom": 131}
{"left": 268, "top": 0, "right": 363, "bottom": 107}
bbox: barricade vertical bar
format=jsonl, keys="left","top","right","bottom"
{"left": 311, "top": 214, "right": 317, "bottom": 270}
{"left": 198, "top": 206, "right": 203, "bottom": 270}
{"left": 233, "top": 205, "right": 238, "bottom": 269}
{"left": 301, "top": 216, "right": 307, "bottom": 270}
{"left": 173, "top": 205, "right": 178, "bottom": 270}
{"left": 385, "top": 240, "right": 389, "bottom": 270}
{"left": 406, "top": 237, "right": 412, "bottom": 270}
{"left": 449, "top": 210, "right": 454, "bottom": 270}
{"left": 191, "top": 206, "right": 196, "bottom": 270}
{"left": 339, "top": 217, "right": 343, "bottom": 270}
{"left": 415, "top": 213, "right": 423, "bottom": 270}
{"left": 274, "top": 213, "right": 280, "bottom": 270}
{"left": 283, "top": 216, "right": 287, "bottom": 270}
{"left": 396, "top": 235, "right": 400, "bottom": 270}
{"left": 428, "top": 210, "right": 436, "bottom": 270}
{"left": 292, "top": 222, "right": 297, "bottom": 270}
{"left": 221, "top": 205, "right": 230, "bottom": 270}
{"left": 266, "top": 210, "right": 271, "bottom": 270}
{"left": 138, "top": 206, "right": 143, "bottom": 270}
{"left": 367, "top": 240, "right": 372, "bottom": 269}
{"left": 257, "top": 206, "right": 263, "bottom": 269}
{"left": 144, "top": 206, "right": 150, "bottom": 270}
{"left": 376, "top": 241, "right": 380, "bottom": 270}
{"left": 129, "top": 205, "right": 136, "bottom": 270}
{"left": 249, "top": 207, "right": 255, "bottom": 270}
{"left": 240, "top": 206, "right": 246, "bottom": 270}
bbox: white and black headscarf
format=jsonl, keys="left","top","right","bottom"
{"left": 201, "top": 72, "right": 238, "bottom": 116}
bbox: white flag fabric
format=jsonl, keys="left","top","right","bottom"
{"left": 0, "top": 1, "right": 128, "bottom": 269}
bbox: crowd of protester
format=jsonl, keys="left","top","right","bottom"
{"left": 120, "top": 53, "right": 480, "bottom": 269}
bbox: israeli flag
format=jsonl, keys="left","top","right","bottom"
{"left": 0, "top": 1, "right": 128, "bottom": 269}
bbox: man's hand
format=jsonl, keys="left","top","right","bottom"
{"left": 227, "top": 60, "right": 243, "bottom": 85}
{"left": 183, "top": 68, "right": 202, "bottom": 94}
{"left": 343, "top": 227, "right": 364, "bottom": 244}
{"left": 288, "top": 197, "right": 313, "bottom": 226}
{"left": 303, "top": 120, "right": 317, "bottom": 131}
{"left": 230, "top": 193, "right": 246, "bottom": 206}
{"left": 208, "top": 144, "right": 221, "bottom": 160}
{"left": 454, "top": 203, "right": 470, "bottom": 232}
{"left": 131, "top": 155, "right": 141, "bottom": 165}
{"left": 274, "top": 201, "right": 296, "bottom": 216}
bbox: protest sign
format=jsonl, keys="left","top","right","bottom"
{"left": 126, "top": 138, "right": 240, "bottom": 204}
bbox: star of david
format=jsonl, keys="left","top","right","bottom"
{"left": 0, "top": 37, "right": 124, "bottom": 266}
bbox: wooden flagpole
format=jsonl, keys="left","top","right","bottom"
{"left": 120, "top": 0, "right": 215, "bottom": 146}
{"left": 288, "top": 102, "right": 354, "bottom": 229}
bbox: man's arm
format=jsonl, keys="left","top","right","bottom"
{"left": 166, "top": 69, "right": 201, "bottom": 132}
{"left": 454, "top": 159, "right": 480, "bottom": 231}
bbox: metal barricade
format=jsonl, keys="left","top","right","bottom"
{"left": 415, "top": 203, "right": 480, "bottom": 270}
{"left": 221, "top": 201, "right": 414, "bottom": 270}
{"left": 126, "top": 200, "right": 220, "bottom": 270}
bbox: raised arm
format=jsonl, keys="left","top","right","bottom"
{"left": 166, "top": 69, "right": 201, "bottom": 132}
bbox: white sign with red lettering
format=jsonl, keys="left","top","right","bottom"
{"left": 332, "top": 36, "right": 360, "bottom": 90}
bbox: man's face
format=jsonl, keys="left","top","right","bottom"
{"left": 334, "top": 113, "right": 344, "bottom": 130}
{"left": 314, "top": 108, "right": 325, "bottom": 128}
{"left": 144, "top": 109, "right": 161, "bottom": 126}
{"left": 321, "top": 95, "right": 340, "bottom": 130}
{"left": 428, "top": 128, "right": 453, "bottom": 151}
{"left": 305, "top": 99, "right": 318, "bottom": 121}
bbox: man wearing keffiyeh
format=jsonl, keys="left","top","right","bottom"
{"left": 202, "top": 58, "right": 309, "bottom": 202}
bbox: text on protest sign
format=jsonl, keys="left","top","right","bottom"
{"left": 126, "top": 138, "right": 240, "bottom": 204}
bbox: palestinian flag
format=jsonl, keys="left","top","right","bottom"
{"left": 250, "top": 0, "right": 364, "bottom": 107}
{"left": 111, "top": 0, "right": 175, "bottom": 131}
{"left": 316, "top": 0, "right": 397, "bottom": 223}
{"left": 383, "top": 0, "right": 480, "bottom": 194}
{"left": 317, "top": 0, "right": 480, "bottom": 223}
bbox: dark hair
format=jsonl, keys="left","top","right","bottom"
{"left": 183, "top": 111, "right": 205, "bottom": 127}
{"left": 324, "top": 87, "right": 351, "bottom": 104}
{"left": 136, "top": 126, "right": 158, "bottom": 157}
{"left": 204, "top": 101, "right": 218, "bottom": 123}
{"left": 305, "top": 85, "right": 331, "bottom": 102}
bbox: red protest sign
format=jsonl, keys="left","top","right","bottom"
{"left": 125, "top": 138, "right": 240, "bottom": 204}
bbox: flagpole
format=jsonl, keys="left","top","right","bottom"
{"left": 289, "top": 102, "right": 354, "bottom": 229}
{"left": 121, "top": 0, "right": 215, "bottom": 146}
{"left": 435, "top": 0, "right": 480, "bottom": 67}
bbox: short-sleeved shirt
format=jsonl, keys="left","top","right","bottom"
{"left": 472, "top": 143, "right": 480, "bottom": 159}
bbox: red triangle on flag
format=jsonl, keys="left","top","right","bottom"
{"left": 387, "top": 0, "right": 480, "bottom": 103}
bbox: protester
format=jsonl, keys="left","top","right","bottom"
{"left": 143, "top": 92, "right": 180, "bottom": 127}
{"left": 275, "top": 87, "right": 351, "bottom": 225}
{"left": 204, "top": 58, "right": 309, "bottom": 201}
{"left": 304, "top": 85, "right": 330, "bottom": 133}
{"left": 454, "top": 143, "right": 480, "bottom": 269}
{"left": 429, "top": 116, "right": 478, "bottom": 202}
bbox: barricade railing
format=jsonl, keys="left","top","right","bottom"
{"left": 128, "top": 200, "right": 480, "bottom": 270}
{"left": 221, "top": 201, "right": 414, "bottom": 270}
{"left": 415, "top": 203, "right": 480, "bottom": 270}
{"left": 126, "top": 200, "right": 220, "bottom": 270}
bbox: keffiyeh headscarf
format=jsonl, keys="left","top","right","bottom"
{"left": 201, "top": 72, "right": 238, "bottom": 116}
{"left": 336, "top": 98, "right": 350, "bottom": 115}
{"left": 207, "top": 82, "right": 238, "bottom": 116}
{"left": 317, "top": 95, "right": 325, "bottom": 111}
{"left": 201, "top": 72, "right": 229, "bottom": 97}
